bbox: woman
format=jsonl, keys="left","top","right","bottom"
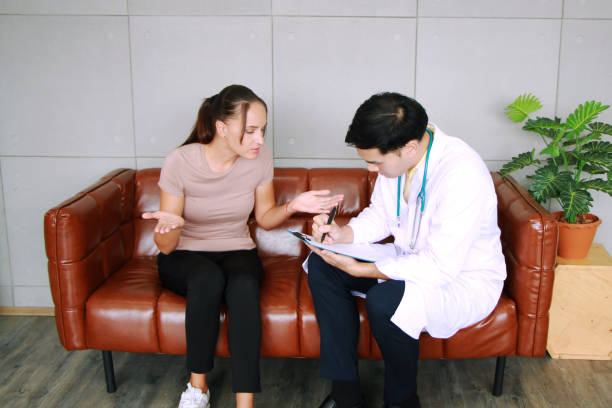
{"left": 143, "top": 84, "right": 342, "bottom": 408}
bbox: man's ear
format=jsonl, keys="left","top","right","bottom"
{"left": 401, "top": 139, "right": 419, "bottom": 155}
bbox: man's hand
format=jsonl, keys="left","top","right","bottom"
{"left": 306, "top": 244, "right": 387, "bottom": 279}
{"left": 312, "top": 213, "right": 343, "bottom": 244}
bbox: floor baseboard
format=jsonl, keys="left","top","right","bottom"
{"left": 0, "top": 306, "right": 54, "bottom": 316}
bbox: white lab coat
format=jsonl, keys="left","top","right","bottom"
{"left": 347, "top": 124, "right": 506, "bottom": 339}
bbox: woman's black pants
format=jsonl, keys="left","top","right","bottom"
{"left": 157, "top": 248, "right": 263, "bottom": 393}
{"left": 307, "top": 253, "right": 420, "bottom": 405}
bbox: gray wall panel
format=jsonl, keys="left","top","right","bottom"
{"left": 564, "top": 0, "right": 612, "bottom": 18}
{"left": 0, "top": 0, "right": 127, "bottom": 15}
{"left": 419, "top": 0, "right": 562, "bottom": 18}
{"left": 274, "top": 17, "right": 416, "bottom": 158}
{"left": 130, "top": 16, "right": 273, "bottom": 157}
{"left": 128, "top": 0, "right": 270, "bottom": 16}
{"left": 416, "top": 18, "right": 561, "bottom": 160}
{"left": 272, "top": 0, "right": 416, "bottom": 16}
{"left": 0, "top": 16, "right": 134, "bottom": 157}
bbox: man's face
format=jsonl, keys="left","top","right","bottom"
{"left": 357, "top": 147, "right": 408, "bottom": 178}
{"left": 357, "top": 137, "right": 424, "bottom": 178}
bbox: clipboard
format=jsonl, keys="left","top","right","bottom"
{"left": 287, "top": 229, "right": 397, "bottom": 263}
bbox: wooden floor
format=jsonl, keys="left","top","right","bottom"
{"left": 0, "top": 316, "right": 610, "bottom": 407}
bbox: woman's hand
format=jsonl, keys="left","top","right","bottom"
{"left": 288, "top": 190, "right": 343, "bottom": 214}
{"left": 142, "top": 211, "right": 185, "bottom": 234}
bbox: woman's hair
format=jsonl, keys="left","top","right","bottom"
{"left": 345, "top": 92, "right": 428, "bottom": 154}
{"left": 181, "top": 84, "right": 267, "bottom": 146}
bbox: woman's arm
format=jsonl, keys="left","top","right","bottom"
{"left": 254, "top": 181, "right": 343, "bottom": 230}
{"left": 142, "top": 190, "right": 185, "bottom": 254}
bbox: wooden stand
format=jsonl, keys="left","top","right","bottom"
{"left": 547, "top": 244, "right": 612, "bottom": 360}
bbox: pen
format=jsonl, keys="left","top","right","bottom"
{"left": 320, "top": 205, "right": 338, "bottom": 243}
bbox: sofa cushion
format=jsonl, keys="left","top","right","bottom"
{"left": 443, "top": 294, "right": 517, "bottom": 358}
{"left": 259, "top": 257, "right": 302, "bottom": 357}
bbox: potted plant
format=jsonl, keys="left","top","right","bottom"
{"left": 501, "top": 93, "right": 612, "bottom": 258}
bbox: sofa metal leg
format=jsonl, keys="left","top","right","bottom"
{"left": 102, "top": 350, "right": 117, "bottom": 393}
{"left": 492, "top": 356, "right": 506, "bottom": 396}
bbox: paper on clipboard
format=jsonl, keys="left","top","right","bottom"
{"left": 287, "top": 229, "right": 397, "bottom": 263}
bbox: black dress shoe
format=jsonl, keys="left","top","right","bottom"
{"left": 319, "top": 394, "right": 363, "bottom": 408}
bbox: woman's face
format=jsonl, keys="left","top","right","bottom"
{"left": 220, "top": 101, "right": 267, "bottom": 159}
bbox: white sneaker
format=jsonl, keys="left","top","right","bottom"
{"left": 178, "top": 382, "right": 211, "bottom": 408}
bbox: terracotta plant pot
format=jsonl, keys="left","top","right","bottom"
{"left": 553, "top": 212, "right": 602, "bottom": 259}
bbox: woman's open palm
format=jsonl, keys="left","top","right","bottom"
{"left": 142, "top": 211, "right": 184, "bottom": 234}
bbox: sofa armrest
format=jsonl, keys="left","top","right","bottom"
{"left": 44, "top": 169, "right": 136, "bottom": 350}
{"left": 492, "top": 172, "right": 558, "bottom": 357}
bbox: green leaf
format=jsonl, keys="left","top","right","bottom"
{"left": 540, "top": 141, "right": 560, "bottom": 157}
{"left": 566, "top": 101, "right": 609, "bottom": 134}
{"left": 505, "top": 94, "right": 542, "bottom": 123}
{"left": 523, "top": 117, "right": 564, "bottom": 138}
{"left": 589, "top": 122, "right": 612, "bottom": 135}
{"left": 579, "top": 178, "right": 612, "bottom": 196}
{"left": 582, "top": 141, "right": 612, "bottom": 154}
{"left": 524, "top": 117, "right": 564, "bottom": 130}
{"left": 565, "top": 131, "right": 602, "bottom": 146}
{"left": 547, "top": 155, "right": 577, "bottom": 167}
{"left": 580, "top": 151, "right": 612, "bottom": 168}
{"left": 560, "top": 180, "right": 593, "bottom": 223}
{"left": 581, "top": 163, "right": 609, "bottom": 175}
{"left": 528, "top": 164, "right": 564, "bottom": 203}
{"left": 525, "top": 126, "right": 559, "bottom": 139}
{"left": 500, "top": 150, "right": 536, "bottom": 177}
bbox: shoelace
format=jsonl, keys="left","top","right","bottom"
{"left": 179, "top": 386, "right": 205, "bottom": 408}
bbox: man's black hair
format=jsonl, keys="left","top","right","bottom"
{"left": 345, "top": 92, "right": 428, "bottom": 154}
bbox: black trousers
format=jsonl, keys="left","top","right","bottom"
{"left": 157, "top": 248, "right": 263, "bottom": 393}
{"left": 307, "top": 253, "right": 420, "bottom": 405}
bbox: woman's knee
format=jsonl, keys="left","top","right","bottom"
{"left": 225, "top": 272, "right": 260, "bottom": 306}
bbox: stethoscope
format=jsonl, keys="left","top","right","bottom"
{"left": 396, "top": 128, "right": 434, "bottom": 249}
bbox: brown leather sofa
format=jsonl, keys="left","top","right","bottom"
{"left": 44, "top": 168, "right": 558, "bottom": 396}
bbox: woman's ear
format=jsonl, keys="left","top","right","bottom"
{"left": 215, "top": 120, "right": 226, "bottom": 138}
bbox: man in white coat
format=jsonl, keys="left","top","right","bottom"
{"left": 306, "top": 92, "right": 506, "bottom": 408}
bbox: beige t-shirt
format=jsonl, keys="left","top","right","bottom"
{"left": 158, "top": 143, "right": 274, "bottom": 252}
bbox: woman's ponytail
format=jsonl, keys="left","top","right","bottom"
{"left": 181, "top": 94, "right": 217, "bottom": 146}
